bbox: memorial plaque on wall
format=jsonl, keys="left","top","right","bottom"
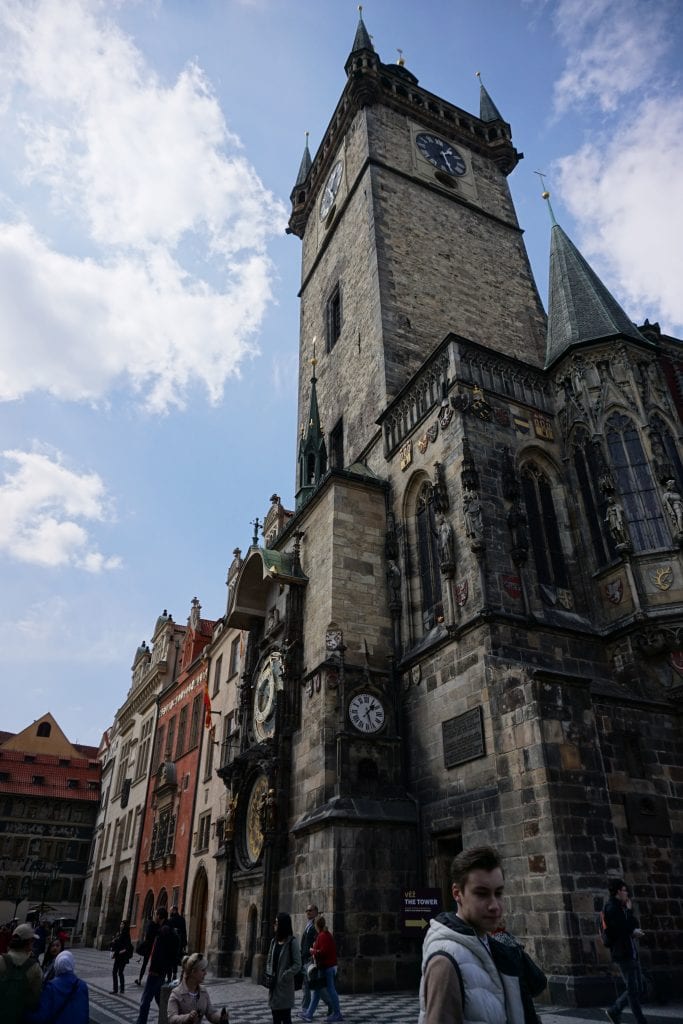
{"left": 623, "top": 793, "right": 671, "bottom": 837}
{"left": 442, "top": 706, "right": 485, "bottom": 768}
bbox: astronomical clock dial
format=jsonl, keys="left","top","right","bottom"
{"left": 244, "top": 774, "right": 268, "bottom": 865}
{"left": 415, "top": 132, "right": 466, "bottom": 176}
{"left": 253, "top": 659, "right": 277, "bottom": 742}
{"left": 348, "top": 692, "right": 386, "bottom": 734}
{"left": 319, "top": 160, "right": 343, "bottom": 221}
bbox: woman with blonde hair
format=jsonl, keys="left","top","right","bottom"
{"left": 167, "top": 952, "right": 228, "bottom": 1023}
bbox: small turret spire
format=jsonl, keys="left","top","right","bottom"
{"left": 351, "top": 5, "right": 374, "bottom": 53}
{"left": 476, "top": 71, "right": 504, "bottom": 122}
{"left": 294, "top": 130, "right": 311, "bottom": 188}
{"left": 296, "top": 336, "right": 328, "bottom": 508}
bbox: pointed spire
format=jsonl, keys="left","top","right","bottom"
{"left": 294, "top": 131, "right": 311, "bottom": 188}
{"left": 296, "top": 339, "right": 328, "bottom": 508}
{"left": 476, "top": 71, "right": 503, "bottom": 122}
{"left": 351, "top": 5, "right": 374, "bottom": 54}
{"left": 544, "top": 193, "right": 649, "bottom": 368}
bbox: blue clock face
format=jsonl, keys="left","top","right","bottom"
{"left": 416, "top": 133, "right": 466, "bottom": 176}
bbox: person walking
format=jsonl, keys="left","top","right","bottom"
{"left": 134, "top": 907, "right": 178, "bottom": 1024}
{"left": 134, "top": 912, "right": 159, "bottom": 987}
{"left": 23, "top": 950, "right": 89, "bottom": 1024}
{"left": 418, "top": 845, "right": 545, "bottom": 1024}
{"left": 300, "top": 915, "right": 343, "bottom": 1023}
{"left": 0, "top": 922, "right": 43, "bottom": 1024}
{"left": 110, "top": 918, "right": 134, "bottom": 994}
{"left": 300, "top": 903, "right": 330, "bottom": 1016}
{"left": 604, "top": 879, "right": 647, "bottom": 1024}
{"left": 168, "top": 904, "right": 188, "bottom": 981}
{"left": 167, "top": 952, "right": 229, "bottom": 1023}
{"left": 267, "top": 911, "right": 302, "bottom": 1024}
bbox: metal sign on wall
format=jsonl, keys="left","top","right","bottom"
{"left": 401, "top": 888, "right": 441, "bottom": 934}
{"left": 442, "top": 706, "right": 485, "bottom": 769}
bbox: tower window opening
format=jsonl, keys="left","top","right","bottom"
{"left": 330, "top": 418, "right": 344, "bottom": 470}
{"left": 326, "top": 284, "right": 342, "bottom": 351}
{"left": 521, "top": 464, "right": 568, "bottom": 590}
{"left": 416, "top": 483, "right": 443, "bottom": 631}
{"left": 37, "top": 722, "right": 51, "bottom": 738}
{"left": 606, "top": 413, "right": 668, "bottom": 551}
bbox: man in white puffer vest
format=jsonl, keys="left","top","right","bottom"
{"left": 419, "top": 846, "right": 545, "bottom": 1024}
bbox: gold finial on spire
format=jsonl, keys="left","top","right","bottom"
{"left": 358, "top": 3, "right": 363, "bottom": 14}
{"left": 535, "top": 171, "right": 557, "bottom": 225}
{"left": 397, "top": 48, "right": 405, "bottom": 66}
{"left": 475, "top": 70, "right": 481, "bottom": 78}
{"left": 310, "top": 336, "right": 317, "bottom": 369}
{"left": 305, "top": 129, "right": 309, "bottom": 144}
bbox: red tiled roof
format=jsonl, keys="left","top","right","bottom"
{"left": 0, "top": 748, "right": 101, "bottom": 801}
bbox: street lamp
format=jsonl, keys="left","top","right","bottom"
{"left": 31, "top": 864, "right": 60, "bottom": 921}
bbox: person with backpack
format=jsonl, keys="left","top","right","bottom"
{"left": 603, "top": 879, "right": 647, "bottom": 1024}
{"left": 0, "top": 922, "right": 43, "bottom": 1024}
{"left": 24, "top": 950, "right": 89, "bottom": 1024}
{"left": 110, "top": 919, "right": 134, "bottom": 994}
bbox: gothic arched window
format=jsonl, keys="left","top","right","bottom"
{"left": 605, "top": 413, "right": 668, "bottom": 551}
{"left": 416, "top": 482, "right": 443, "bottom": 631}
{"left": 521, "top": 463, "right": 568, "bottom": 589}
{"left": 571, "top": 429, "right": 615, "bottom": 565}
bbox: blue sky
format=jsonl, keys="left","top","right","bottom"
{"left": 1, "top": 0, "right": 681, "bottom": 744}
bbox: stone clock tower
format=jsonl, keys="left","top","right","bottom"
{"left": 219, "top": 12, "right": 683, "bottom": 1002}
{"left": 288, "top": 15, "right": 546, "bottom": 469}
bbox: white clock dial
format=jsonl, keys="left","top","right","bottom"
{"left": 348, "top": 692, "right": 385, "bottom": 734}
{"left": 319, "top": 160, "right": 343, "bottom": 221}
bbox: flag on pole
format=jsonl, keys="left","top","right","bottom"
{"left": 203, "top": 678, "right": 212, "bottom": 729}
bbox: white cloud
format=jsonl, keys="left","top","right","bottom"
{"left": 552, "top": 0, "right": 672, "bottom": 115}
{"left": 0, "top": 0, "right": 286, "bottom": 410}
{"left": 0, "top": 446, "right": 121, "bottom": 570}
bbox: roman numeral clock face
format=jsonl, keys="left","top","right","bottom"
{"left": 348, "top": 692, "right": 385, "bottom": 734}
{"left": 416, "top": 133, "right": 466, "bottom": 177}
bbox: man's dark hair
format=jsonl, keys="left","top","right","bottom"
{"left": 156, "top": 907, "right": 168, "bottom": 922}
{"left": 450, "top": 845, "right": 503, "bottom": 889}
{"left": 608, "top": 878, "right": 627, "bottom": 897}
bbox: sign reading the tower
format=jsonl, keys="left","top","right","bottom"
{"left": 401, "top": 888, "right": 441, "bottom": 933}
{"left": 442, "top": 707, "right": 485, "bottom": 768}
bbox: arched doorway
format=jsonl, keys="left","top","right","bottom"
{"left": 157, "top": 887, "right": 168, "bottom": 911}
{"left": 105, "top": 876, "right": 128, "bottom": 938}
{"left": 140, "top": 889, "right": 155, "bottom": 932}
{"left": 188, "top": 867, "right": 208, "bottom": 954}
{"left": 244, "top": 904, "right": 258, "bottom": 978}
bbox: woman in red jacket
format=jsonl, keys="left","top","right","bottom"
{"left": 300, "top": 916, "right": 342, "bottom": 1023}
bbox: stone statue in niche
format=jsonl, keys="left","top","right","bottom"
{"left": 436, "top": 513, "right": 455, "bottom": 572}
{"left": 605, "top": 495, "right": 629, "bottom": 548}
{"left": 386, "top": 558, "right": 402, "bottom": 607}
{"left": 663, "top": 480, "right": 683, "bottom": 535}
{"left": 463, "top": 490, "right": 484, "bottom": 547}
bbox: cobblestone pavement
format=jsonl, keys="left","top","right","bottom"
{"left": 69, "top": 946, "right": 680, "bottom": 1024}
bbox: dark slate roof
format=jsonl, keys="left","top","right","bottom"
{"left": 545, "top": 222, "right": 649, "bottom": 367}
{"left": 294, "top": 137, "right": 311, "bottom": 188}
{"left": 350, "top": 10, "right": 374, "bottom": 53}
{"left": 479, "top": 81, "right": 503, "bottom": 122}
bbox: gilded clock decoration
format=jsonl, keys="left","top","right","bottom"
{"left": 245, "top": 774, "right": 268, "bottom": 864}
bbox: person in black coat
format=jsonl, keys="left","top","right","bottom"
{"left": 109, "top": 920, "right": 133, "bottom": 994}
{"left": 134, "top": 915, "right": 159, "bottom": 987}
{"left": 134, "top": 908, "right": 177, "bottom": 1024}
{"left": 167, "top": 905, "right": 187, "bottom": 981}
{"left": 604, "top": 879, "right": 647, "bottom": 1024}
